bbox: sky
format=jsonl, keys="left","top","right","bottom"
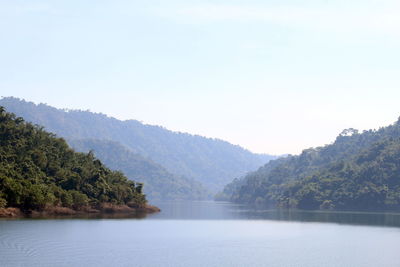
{"left": 1, "top": 0, "right": 400, "bottom": 155}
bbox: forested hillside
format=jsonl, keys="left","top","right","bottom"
{"left": 219, "top": 120, "right": 400, "bottom": 211}
{"left": 69, "top": 139, "right": 209, "bottom": 201}
{"left": 0, "top": 107, "right": 148, "bottom": 213}
{"left": 0, "top": 97, "right": 276, "bottom": 193}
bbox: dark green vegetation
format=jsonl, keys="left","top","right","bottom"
{"left": 219, "top": 121, "right": 400, "bottom": 211}
{"left": 0, "top": 107, "right": 146, "bottom": 212}
{"left": 0, "top": 97, "right": 276, "bottom": 197}
{"left": 69, "top": 139, "right": 209, "bottom": 200}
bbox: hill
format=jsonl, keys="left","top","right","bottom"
{"left": 0, "top": 97, "right": 276, "bottom": 193}
{"left": 219, "top": 119, "right": 400, "bottom": 211}
{"left": 69, "top": 139, "right": 209, "bottom": 201}
{"left": 0, "top": 107, "right": 154, "bottom": 216}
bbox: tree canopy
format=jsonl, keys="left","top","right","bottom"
{"left": 69, "top": 139, "right": 209, "bottom": 201}
{"left": 219, "top": 119, "right": 400, "bottom": 211}
{"left": 0, "top": 107, "right": 146, "bottom": 211}
{"left": 0, "top": 97, "right": 276, "bottom": 194}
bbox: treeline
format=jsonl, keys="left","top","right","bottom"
{"left": 218, "top": 120, "right": 400, "bottom": 211}
{"left": 0, "top": 97, "right": 276, "bottom": 194}
{"left": 0, "top": 107, "right": 146, "bottom": 212}
{"left": 69, "top": 139, "right": 210, "bottom": 201}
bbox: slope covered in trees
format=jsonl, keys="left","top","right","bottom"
{"left": 69, "top": 139, "right": 209, "bottom": 201}
{"left": 0, "top": 97, "right": 276, "bottom": 193}
{"left": 0, "top": 107, "right": 148, "bottom": 214}
{"left": 219, "top": 119, "right": 400, "bottom": 211}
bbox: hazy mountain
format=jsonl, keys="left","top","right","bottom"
{"left": 69, "top": 139, "right": 209, "bottom": 201}
{"left": 219, "top": 119, "right": 400, "bottom": 211}
{"left": 0, "top": 97, "right": 276, "bottom": 193}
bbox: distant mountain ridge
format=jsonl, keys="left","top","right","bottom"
{"left": 69, "top": 139, "right": 209, "bottom": 201}
{"left": 0, "top": 97, "right": 276, "bottom": 196}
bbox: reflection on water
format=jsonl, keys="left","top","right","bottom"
{"left": 1, "top": 201, "right": 400, "bottom": 267}
{"left": 22, "top": 211, "right": 149, "bottom": 220}
{"left": 3, "top": 201, "right": 400, "bottom": 228}
{"left": 150, "top": 201, "right": 400, "bottom": 228}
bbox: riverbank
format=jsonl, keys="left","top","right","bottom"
{"left": 0, "top": 203, "right": 160, "bottom": 218}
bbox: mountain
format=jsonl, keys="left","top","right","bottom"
{"left": 69, "top": 139, "right": 209, "bottom": 201}
{"left": 0, "top": 107, "right": 148, "bottom": 213}
{"left": 219, "top": 119, "right": 400, "bottom": 211}
{"left": 0, "top": 97, "right": 276, "bottom": 194}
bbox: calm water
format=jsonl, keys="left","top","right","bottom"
{"left": 1, "top": 201, "right": 400, "bottom": 267}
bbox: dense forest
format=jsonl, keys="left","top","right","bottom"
{"left": 70, "top": 139, "right": 209, "bottom": 201}
{"left": 0, "top": 107, "right": 149, "bottom": 214}
{"left": 0, "top": 97, "right": 276, "bottom": 194}
{"left": 218, "top": 120, "right": 400, "bottom": 211}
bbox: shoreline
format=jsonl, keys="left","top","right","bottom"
{"left": 0, "top": 203, "right": 160, "bottom": 219}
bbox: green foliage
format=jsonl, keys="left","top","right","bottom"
{"left": 0, "top": 197, "right": 6, "bottom": 208}
{"left": 0, "top": 107, "right": 146, "bottom": 211}
{"left": 0, "top": 97, "right": 277, "bottom": 193}
{"left": 221, "top": 120, "right": 400, "bottom": 211}
{"left": 69, "top": 191, "right": 89, "bottom": 209}
{"left": 69, "top": 139, "right": 210, "bottom": 201}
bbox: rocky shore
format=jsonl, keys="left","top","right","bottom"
{"left": 0, "top": 203, "right": 160, "bottom": 218}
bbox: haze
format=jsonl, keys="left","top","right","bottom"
{"left": 1, "top": 0, "right": 400, "bottom": 154}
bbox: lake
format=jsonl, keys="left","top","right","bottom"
{"left": 1, "top": 201, "right": 400, "bottom": 267}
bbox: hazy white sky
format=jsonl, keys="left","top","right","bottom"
{"left": 1, "top": 0, "right": 400, "bottom": 154}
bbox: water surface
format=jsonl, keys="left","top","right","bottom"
{"left": 1, "top": 201, "right": 400, "bottom": 267}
